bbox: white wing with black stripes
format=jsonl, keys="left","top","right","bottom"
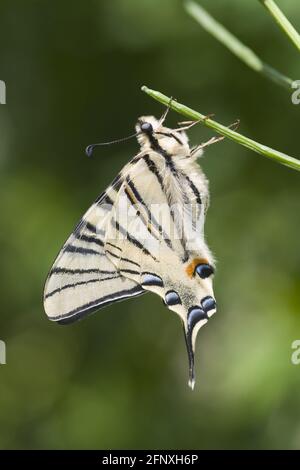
{"left": 43, "top": 114, "right": 217, "bottom": 388}
{"left": 43, "top": 180, "right": 145, "bottom": 324}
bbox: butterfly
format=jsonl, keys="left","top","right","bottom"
{"left": 43, "top": 109, "right": 217, "bottom": 389}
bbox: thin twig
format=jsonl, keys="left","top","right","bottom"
{"left": 141, "top": 86, "right": 300, "bottom": 172}
{"left": 259, "top": 0, "right": 300, "bottom": 52}
{"left": 184, "top": 0, "right": 293, "bottom": 90}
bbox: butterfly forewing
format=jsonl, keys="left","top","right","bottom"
{"left": 43, "top": 181, "right": 145, "bottom": 324}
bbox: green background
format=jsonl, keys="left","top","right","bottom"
{"left": 0, "top": 0, "right": 300, "bottom": 449}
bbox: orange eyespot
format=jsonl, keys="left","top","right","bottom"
{"left": 185, "top": 258, "right": 209, "bottom": 278}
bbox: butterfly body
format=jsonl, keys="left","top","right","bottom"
{"left": 44, "top": 115, "right": 216, "bottom": 388}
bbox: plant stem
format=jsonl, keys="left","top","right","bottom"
{"left": 259, "top": 0, "right": 300, "bottom": 52}
{"left": 141, "top": 86, "right": 300, "bottom": 172}
{"left": 184, "top": 0, "right": 293, "bottom": 90}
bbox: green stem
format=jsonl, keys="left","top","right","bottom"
{"left": 184, "top": 0, "right": 293, "bottom": 90}
{"left": 259, "top": 0, "right": 300, "bottom": 52}
{"left": 141, "top": 86, "right": 300, "bottom": 172}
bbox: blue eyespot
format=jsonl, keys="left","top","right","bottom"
{"left": 195, "top": 263, "right": 214, "bottom": 279}
{"left": 165, "top": 290, "right": 181, "bottom": 306}
{"left": 141, "top": 122, "right": 153, "bottom": 134}
{"left": 142, "top": 273, "right": 163, "bottom": 287}
{"left": 188, "top": 306, "right": 207, "bottom": 330}
{"left": 201, "top": 296, "right": 216, "bottom": 313}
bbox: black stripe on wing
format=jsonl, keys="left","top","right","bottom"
{"left": 49, "top": 267, "right": 118, "bottom": 277}
{"left": 120, "top": 268, "right": 140, "bottom": 276}
{"left": 105, "top": 249, "right": 141, "bottom": 268}
{"left": 55, "top": 285, "right": 145, "bottom": 324}
{"left": 74, "top": 233, "right": 104, "bottom": 247}
{"left": 125, "top": 176, "right": 173, "bottom": 250}
{"left": 143, "top": 154, "right": 165, "bottom": 193}
{"left": 63, "top": 244, "right": 102, "bottom": 256}
{"left": 106, "top": 242, "right": 122, "bottom": 252}
{"left": 74, "top": 220, "right": 98, "bottom": 234}
{"left": 184, "top": 175, "right": 202, "bottom": 205}
{"left": 123, "top": 186, "right": 160, "bottom": 242}
{"left": 73, "top": 172, "right": 123, "bottom": 236}
{"left": 45, "top": 275, "right": 120, "bottom": 299}
{"left": 113, "top": 220, "right": 157, "bottom": 261}
{"left": 142, "top": 154, "right": 189, "bottom": 262}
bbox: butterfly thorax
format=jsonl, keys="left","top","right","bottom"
{"left": 136, "top": 116, "right": 209, "bottom": 212}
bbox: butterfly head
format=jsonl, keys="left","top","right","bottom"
{"left": 136, "top": 116, "right": 190, "bottom": 157}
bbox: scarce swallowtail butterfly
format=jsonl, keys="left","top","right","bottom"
{"left": 43, "top": 111, "right": 217, "bottom": 389}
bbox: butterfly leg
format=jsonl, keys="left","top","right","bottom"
{"left": 191, "top": 118, "right": 240, "bottom": 156}
{"left": 158, "top": 97, "right": 175, "bottom": 126}
{"left": 174, "top": 113, "right": 215, "bottom": 132}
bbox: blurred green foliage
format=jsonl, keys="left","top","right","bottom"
{"left": 0, "top": 0, "right": 300, "bottom": 450}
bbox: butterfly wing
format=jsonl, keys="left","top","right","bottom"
{"left": 43, "top": 178, "right": 145, "bottom": 324}
{"left": 105, "top": 151, "right": 214, "bottom": 311}
{"left": 44, "top": 113, "right": 217, "bottom": 388}
{"left": 104, "top": 154, "right": 184, "bottom": 282}
{"left": 104, "top": 152, "right": 216, "bottom": 386}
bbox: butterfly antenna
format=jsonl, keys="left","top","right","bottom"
{"left": 86, "top": 132, "right": 139, "bottom": 157}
